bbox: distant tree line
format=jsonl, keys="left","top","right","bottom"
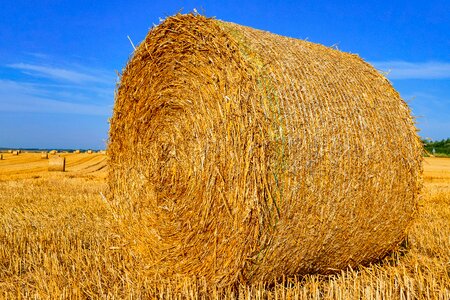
{"left": 422, "top": 138, "right": 450, "bottom": 156}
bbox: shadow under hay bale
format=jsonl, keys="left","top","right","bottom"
{"left": 0, "top": 154, "right": 2, "bottom": 160}
{"left": 108, "top": 14, "right": 423, "bottom": 286}
{"left": 48, "top": 155, "right": 65, "bottom": 172}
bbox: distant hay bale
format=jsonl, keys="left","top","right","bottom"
{"left": 8, "top": 150, "right": 13, "bottom": 153}
{"left": 99, "top": 150, "right": 107, "bottom": 155}
{"left": 73, "top": 150, "right": 81, "bottom": 154}
{"left": 12, "top": 150, "right": 19, "bottom": 156}
{"left": 108, "top": 14, "right": 423, "bottom": 286}
{"left": 48, "top": 155, "right": 65, "bottom": 172}
{"left": 87, "top": 150, "right": 93, "bottom": 154}
{"left": 49, "top": 150, "right": 57, "bottom": 155}
{"left": 41, "top": 152, "right": 48, "bottom": 159}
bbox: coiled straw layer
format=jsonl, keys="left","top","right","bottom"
{"left": 108, "top": 14, "right": 422, "bottom": 286}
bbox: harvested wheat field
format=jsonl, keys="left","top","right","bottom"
{"left": 109, "top": 14, "right": 422, "bottom": 287}
{"left": 0, "top": 154, "right": 448, "bottom": 298}
{"left": 0, "top": 152, "right": 107, "bottom": 180}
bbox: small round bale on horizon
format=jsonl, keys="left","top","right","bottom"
{"left": 48, "top": 155, "right": 65, "bottom": 172}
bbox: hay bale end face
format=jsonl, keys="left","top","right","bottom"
{"left": 108, "top": 14, "right": 423, "bottom": 285}
{"left": 48, "top": 156, "right": 65, "bottom": 172}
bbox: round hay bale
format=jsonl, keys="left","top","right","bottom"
{"left": 48, "top": 155, "right": 65, "bottom": 172}
{"left": 8, "top": 150, "right": 13, "bottom": 154}
{"left": 41, "top": 152, "right": 48, "bottom": 159}
{"left": 87, "top": 150, "right": 93, "bottom": 154}
{"left": 108, "top": 14, "right": 423, "bottom": 285}
{"left": 49, "top": 150, "right": 57, "bottom": 155}
{"left": 73, "top": 150, "right": 81, "bottom": 154}
{"left": 12, "top": 150, "right": 19, "bottom": 156}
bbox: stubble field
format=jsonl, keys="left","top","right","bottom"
{"left": 0, "top": 153, "right": 449, "bottom": 299}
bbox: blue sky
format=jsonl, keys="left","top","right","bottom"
{"left": 0, "top": 0, "right": 448, "bottom": 149}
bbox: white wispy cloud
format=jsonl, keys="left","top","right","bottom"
{"left": 2, "top": 56, "right": 116, "bottom": 115}
{"left": 23, "top": 52, "right": 49, "bottom": 59}
{"left": 7, "top": 63, "right": 112, "bottom": 84}
{"left": 0, "top": 79, "right": 111, "bottom": 116}
{"left": 371, "top": 61, "right": 450, "bottom": 80}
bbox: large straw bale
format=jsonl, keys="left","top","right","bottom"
{"left": 41, "top": 152, "right": 48, "bottom": 159}
{"left": 108, "top": 14, "right": 423, "bottom": 286}
{"left": 49, "top": 150, "right": 57, "bottom": 155}
{"left": 48, "top": 155, "right": 65, "bottom": 172}
{"left": 12, "top": 150, "right": 19, "bottom": 156}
